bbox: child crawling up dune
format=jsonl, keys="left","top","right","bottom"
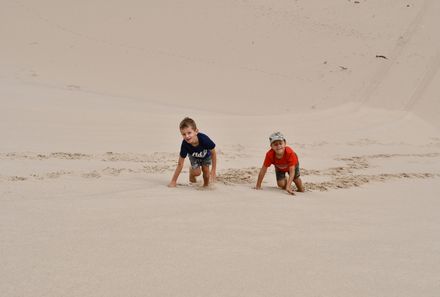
{"left": 168, "top": 117, "right": 217, "bottom": 188}
{"left": 255, "top": 132, "right": 304, "bottom": 195}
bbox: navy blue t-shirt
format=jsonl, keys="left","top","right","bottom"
{"left": 180, "top": 132, "right": 216, "bottom": 159}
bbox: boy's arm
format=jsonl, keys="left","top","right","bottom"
{"left": 168, "top": 156, "right": 185, "bottom": 187}
{"left": 285, "top": 166, "right": 296, "bottom": 194}
{"left": 210, "top": 148, "right": 217, "bottom": 181}
{"left": 255, "top": 166, "right": 268, "bottom": 189}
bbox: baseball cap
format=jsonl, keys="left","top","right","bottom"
{"left": 269, "top": 132, "right": 285, "bottom": 144}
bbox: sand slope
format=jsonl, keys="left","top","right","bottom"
{"left": 1, "top": 1, "right": 440, "bottom": 296}
{"left": 2, "top": 0, "right": 439, "bottom": 123}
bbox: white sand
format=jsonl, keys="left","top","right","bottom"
{"left": 1, "top": 1, "right": 440, "bottom": 296}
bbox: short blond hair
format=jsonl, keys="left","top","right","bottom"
{"left": 179, "top": 117, "right": 197, "bottom": 130}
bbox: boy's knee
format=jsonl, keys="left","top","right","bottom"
{"left": 294, "top": 178, "right": 305, "bottom": 192}
{"left": 191, "top": 167, "right": 202, "bottom": 176}
{"left": 277, "top": 180, "right": 286, "bottom": 188}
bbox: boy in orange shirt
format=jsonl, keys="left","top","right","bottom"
{"left": 255, "top": 132, "right": 304, "bottom": 195}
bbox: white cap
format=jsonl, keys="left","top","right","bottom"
{"left": 269, "top": 132, "right": 285, "bottom": 144}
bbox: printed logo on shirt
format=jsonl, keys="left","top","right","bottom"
{"left": 192, "top": 150, "right": 207, "bottom": 158}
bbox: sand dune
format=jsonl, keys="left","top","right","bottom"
{"left": 2, "top": 1, "right": 440, "bottom": 122}
{"left": 1, "top": 1, "right": 440, "bottom": 296}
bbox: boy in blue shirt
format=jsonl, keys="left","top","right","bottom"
{"left": 168, "top": 117, "right": 217, "bottom": 187}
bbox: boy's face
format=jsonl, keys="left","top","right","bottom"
{"left": 271, "top": 140, "right": 286, "bottom": 155}
{"left": 180, "top": 126, "right": 198, "bottom": 145}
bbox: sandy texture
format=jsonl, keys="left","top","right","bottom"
{"left": 1, "top": 1, "right": 440, "bottom": 296}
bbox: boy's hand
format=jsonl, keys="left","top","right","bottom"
{"left": 286, "top": 187, "right": 296, "bottom": 195}
{"left": 168, "top": 181, "right": 177, "bottom": 188}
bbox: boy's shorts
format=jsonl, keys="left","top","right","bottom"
{"left": 275, "top": 164, "right": 300, "bottom": 181}
{"left": 188, "top": 155, "right": 212, "bottom": 169}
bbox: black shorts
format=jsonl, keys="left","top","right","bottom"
{"left": 275, "top": 164, "right": 300, "bottom": 181}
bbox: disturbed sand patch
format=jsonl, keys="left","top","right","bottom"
{"left": 1, "top": 151, "right": 439, "bottom": 191}
{"left": 304, "top": 172, "right": 439, "bottom": 191}
{"left": 216, "top": 167, "right": 260, "bottom": 185}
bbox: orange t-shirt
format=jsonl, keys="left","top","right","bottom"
{"left": 263, "top": 146, "right": 298, "bottom": 172}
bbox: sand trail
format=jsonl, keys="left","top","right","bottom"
{"left": 2, "top": 148, "right": 439, "bottom": 192}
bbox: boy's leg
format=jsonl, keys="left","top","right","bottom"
{"left": 189, "top": 167, "right": 201, "bottom": 183}
{"left": 293, "top": 177, "right": 305, "bottom": 192}
{"left": 188, "top": 155, "right": 202, "bottom": 183}
{"left": 275, "top": 170, "right": 287, "bottom": 189}
{"left": 277, "top": 179, "right": 287, "bottom": 189}
{"left": 201, "top": 165, "right": 210, "bottom": 187}
{"left": 293, "top": 164, "right": 305, "bottom": 192}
